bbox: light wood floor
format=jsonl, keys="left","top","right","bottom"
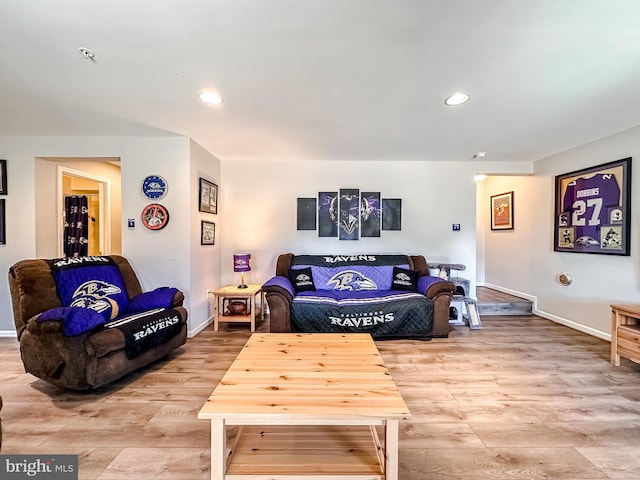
{"left": 2, "top": 315, "right": 640, "bottom": 479}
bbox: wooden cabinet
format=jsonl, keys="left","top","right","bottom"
{"left": 610, "top": 304, "right": 640, "bottom": 366}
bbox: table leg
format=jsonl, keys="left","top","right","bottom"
{"left": 210, "top": 419, "right": 226, "bottom": 480}
{"left": 214, "top": 295, "right": 220, "bottom": 331}
{"left": 611, "top": 310, "right": 620, "bottom": 366}
{"left": 385, "top": 419, "right": 399, "bottom": 480}
{"left": 250, "top": 294, "right": 256, "bottom": 332}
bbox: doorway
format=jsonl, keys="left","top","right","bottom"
{"left": 58, "top": 166, "right": 111, "bottom": 257}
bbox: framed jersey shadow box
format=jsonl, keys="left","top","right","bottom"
{"left": 554, "top": 157, "right": 631, "bottom": 255}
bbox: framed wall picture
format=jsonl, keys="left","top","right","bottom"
{"left": 199, "top": 177, "right": 218, "bottom": 214}
{"left": 361, "top": 191, "right": 381, "bottom": 237}
{"left": 382, "top": 198, "right": 402, "bottom": 231}
{"left": 297, "top": 197, "right": 316, "bottom": 230}
{"left": 0, "top": 199, "right": 5, "bottom": 244}
{"left": 0, "top": 159, "right": 7, "bottom": 195}
{"left": 490, "top": 191, "right": 514, "bottom": 230}
{"left": 339, "top": 188, "right": 360, "bottom": 240}
{"left": 554, "top": 157, "right": 631, "bottom": 255}
{"left": 318, "top": 191, "right": 338, "bottom": 237}
{"left": 201, "top": 220, "right": 216, "bottom": 245}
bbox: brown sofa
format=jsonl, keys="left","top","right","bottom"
{"left": 263, "top": 253, "right": 455, "bottom": 337}
{"left": 8, "top": 255, "right": 188, "bottom": 390}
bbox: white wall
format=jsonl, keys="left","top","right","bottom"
{"left": 0, "top": 134, "right": 536, "bottom": 337}
{"left": 219, "top": 160, "right": 527, "bottom": 295}
{"left": 189, "top": 139, "right": 222, "bottom": 334}
{"left": 119, "top": 137, "right": 191, "bottom": 304}
{"left": 483, "top": 125, "right": 640, "bottom": 339}
{"left": 0, "top": 136, "right": 197, "bottom": 335}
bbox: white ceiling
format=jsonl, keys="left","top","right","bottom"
{"left": 1, "top": 0, "right": 640, "bottom": 163}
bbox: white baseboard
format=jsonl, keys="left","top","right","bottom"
{"left": 188, "top": 315, "right": 214, "bottom": 338}
{"left": 533, "top": 308, "right": 610, "bottom": 342}
{"left": 0, "top": 330, "right": 17, "bottom": 338}
{"left": 482, "top": 283, "right": 610, "bottom": 342}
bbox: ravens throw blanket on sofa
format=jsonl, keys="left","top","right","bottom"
{"left": 104, "top": 307, "right": 183, "bottom": 359}
{"left": 38, "top": 256, "right": 181, "bottom": 358}
{"left": 289, "top": 255, "right": 434, "bottom": 338}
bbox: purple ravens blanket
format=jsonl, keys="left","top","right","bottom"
{"left": 104, "top": 308, "right": 183, "bottom": 359}
{"left": 290, "top": 290, "right": 433, "bottom": 338}
{"left": 37, "top": 257, "right": 179, "bottom": 345}
{"left": 291, "top": 254, "right": 410, "bottom": 291}
{"left": 48, "top": 256, "right": 130, "bottom": 320}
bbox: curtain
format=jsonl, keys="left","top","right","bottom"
{"left": 64, "top": 195, "right": 89, "bottom": 258}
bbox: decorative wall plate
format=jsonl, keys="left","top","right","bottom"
{"left": 141, "top": 175, "right": 168, "bottom": 200}
{"left": 141, "top": 203, "right": 169, "bottom": 230}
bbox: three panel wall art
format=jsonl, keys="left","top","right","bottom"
{"left": 297, "top": 188, "right": 401, "bottom": 240}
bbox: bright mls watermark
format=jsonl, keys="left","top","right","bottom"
{"left": 0, "top": 455, "right": 78, "bottom": 479}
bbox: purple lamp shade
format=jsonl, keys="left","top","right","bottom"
{"left": 233, "top": 254, "right": 251, "bottom": 289}
{"left": 233, "top": 254, "right": 251, "bottom": 272}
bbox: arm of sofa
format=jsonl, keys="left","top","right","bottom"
{"left": 126, "top": 287, "right": 184, "bottom": 313}
{"left": 20, "top": 314, "right": 96, "bottom": 388}
{"left": 262, "top": 276, "right": 294, "bottom": 333}
{"left": 418, "top": 276, "right": 455, "bottom": 338}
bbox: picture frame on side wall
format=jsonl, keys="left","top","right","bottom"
{"left": 201, "top": 220, "right": 215, "bottom": 245}
{"left": 199, "top": 177, "right": 218, "bottom": 214}
{"left": 0, "top": 159, "right": 7, "bottom": 195}
{"left": 554, "top": 157, "right": 631, "bottom": 255}
{"left": 490, "top": 191, "right": 514, "bottom": 230}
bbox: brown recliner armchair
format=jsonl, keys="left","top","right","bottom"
{"left": 8, "top": 255, "right": 188, "bottom": 390}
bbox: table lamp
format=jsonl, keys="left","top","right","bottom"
{"left": 233, "top": 253, "right": 251, "bottom": 289}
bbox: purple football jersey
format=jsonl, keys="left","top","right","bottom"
{"left": 562, "top": 173, "right": 620, "bottom": 244}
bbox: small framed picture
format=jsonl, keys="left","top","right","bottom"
{"left": 490, "top": 191, "right": 514, "bottom": 230}
{"left": 201, "top": 220, "right": 215, "bottom": 245}
{"left": 199, "top": 177, "right": 218, "bottom": 214}
{"left": 0, "top": 160, "right": 7, "bottom": 195}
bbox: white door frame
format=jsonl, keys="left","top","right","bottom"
{"left": 57, "top": 166, "right": 112, "bottom": 257}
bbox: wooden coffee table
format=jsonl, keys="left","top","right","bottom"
{"left": 197, "top": 333, "right": 410, "bottom": 479}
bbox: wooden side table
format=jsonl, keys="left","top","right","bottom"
{"left": 610, "top": 303, "right": 640, "bottom": 366}
{"left": 211, "top": 284, "right": 264, "bottom": 332}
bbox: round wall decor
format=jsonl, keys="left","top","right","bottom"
{"left": 558, "top": 272, "right": 573, "bottom": 286}
{"left": 141, "top": 175, "right": 168, "bottom": 200}
{"left": 141, "top": 203, "right": 169, "bottom": 230}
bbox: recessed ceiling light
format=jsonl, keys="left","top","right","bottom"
{"left": 199, "top": 91, "right": 223, "bottom": 105}
{"left": 472, "top": 152, "right": 487, "bottom": 159}
{"left": 444, "top": 92, "right": 470, "bottom": 106}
